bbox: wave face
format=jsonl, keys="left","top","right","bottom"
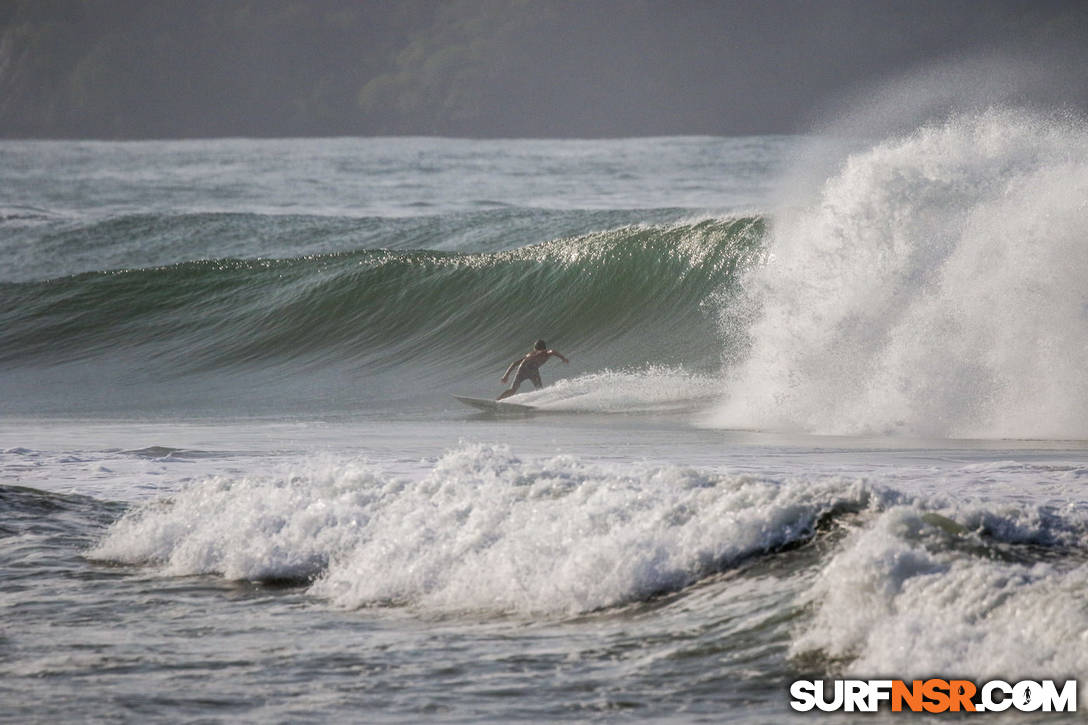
{"left": 712, "top": 109, "right": 1088, "bottom": 438}
{"left": 0, "top": 215, "right": 762, "bottom": 415}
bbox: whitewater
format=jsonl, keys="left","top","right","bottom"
{"left": 3, "top": 113, "right": 1088, "bottom": 723}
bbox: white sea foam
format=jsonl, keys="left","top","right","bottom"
{"left": 792, "top": 503, "right": 1088, "bottom": 681}
{"left": 90, "top": 445, "right": 877, "bottom": 614}
{"left": 88, "top": 457, "right": 389, "bottom": 580}
{"left": 514, "top": 366, "right": 720, "bottom": 413}
{"left": 712, "top": 108, "right": 1088, "bottom": 439}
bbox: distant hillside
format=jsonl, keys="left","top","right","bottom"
{"left": 1, "top": 0, "right": 1084, "bottom": 139}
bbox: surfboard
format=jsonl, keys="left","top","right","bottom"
{"left": 452, "top": 395, "right": 536, "bottom": 413}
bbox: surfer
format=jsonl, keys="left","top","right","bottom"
{"left": 498, "top": 339, "right": 569, "bottom": 400}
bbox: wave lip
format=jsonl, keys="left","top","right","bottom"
{"left": 0, "top": 207, "right": 698, "bottom": 285}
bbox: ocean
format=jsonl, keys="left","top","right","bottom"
{"left": 3, "top": 110, "right": 1088, "bottom": 722}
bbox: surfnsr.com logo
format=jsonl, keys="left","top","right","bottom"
{"left": 790, "top": 679, "right": 1077, "bottom": 713}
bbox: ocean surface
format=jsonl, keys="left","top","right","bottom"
{"left": 3, "top": 111, "right": 1088, "bottom": 722}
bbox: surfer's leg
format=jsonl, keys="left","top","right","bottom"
{"left": 497, "top": 379, "right": 521, "bottom": 400}
{"left": 498, "top": 367, "right": 534, "bottom": 400}
{"left": 530, "top": 372, "right": 542, "bottom": 389}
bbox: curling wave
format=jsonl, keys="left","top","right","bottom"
{"left": 0, "top": 217, "right": 762, "bottom": 395}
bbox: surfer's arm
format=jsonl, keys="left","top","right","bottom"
{"left": 549, "top": 350, "right": 569, "bottom": 364}
{"left": 501, "top": 357, "right": 522, "bottom": 381}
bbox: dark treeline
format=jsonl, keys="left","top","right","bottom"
{"left": 1, "top": 0, "right": 1085, "bottom": 139}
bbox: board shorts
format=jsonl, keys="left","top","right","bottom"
{"left": 513, "top": 364, "right": 542, "bottom": 389}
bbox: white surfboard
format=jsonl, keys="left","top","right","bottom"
{"left": 452, "top": 395, "right": 536, "bottom": 413}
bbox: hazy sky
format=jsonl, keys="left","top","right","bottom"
{"left": 1, "top": 0, "right": 1086, "bottom": 138}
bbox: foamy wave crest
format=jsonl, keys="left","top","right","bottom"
{"left": 90, "top": 445, "right": 876, "bottom": 614}
{"left": 88, "top": 459, "right": 388, "bottom": 581}
{"left": 712, "top": 108, "right": 1088, "bottom": 438}
{"left": 792, "top": 502, "right": 1088, "bottom": 681}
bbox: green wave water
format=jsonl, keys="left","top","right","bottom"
{"left": 0, "top": 216, "right": 764, "bottom": 415}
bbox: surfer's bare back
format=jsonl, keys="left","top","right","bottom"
{"left": 498, "top": 339, "right": 569, "bottom": 400}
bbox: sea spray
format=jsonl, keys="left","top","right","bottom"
{"left": 513, "top": 365, "right": 720, "bottom": 412}
{"left": 713, "top": 109, "right": 1088, "bottom": 439}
